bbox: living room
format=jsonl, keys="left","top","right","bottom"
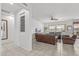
{"left": 0, "top": 3, "right": 79, "bottom": 56}
{"left": 31, "top": 3, "right": 79, "bottom": 56}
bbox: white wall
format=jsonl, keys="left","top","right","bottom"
{"left": 31, "top": 18, "right": 44, "bottom": 34}
{"left": 0, "top": 4, "right": 1, "bottom": 55}
{"left": 0, "top": 4, "right": 1, "bottom": 46}
{"left": 1, "top": 15, "right": 15, "bottom": 44}
{"left": 14, "top": 9, "right": 32, "bottom": 51}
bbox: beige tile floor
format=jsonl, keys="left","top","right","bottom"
{"left": 1, "top": 39, "right": 79, "bottom": 56}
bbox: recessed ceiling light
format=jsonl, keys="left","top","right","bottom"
{"left": 10, "top": 3, "right": 14, "bottom": 5}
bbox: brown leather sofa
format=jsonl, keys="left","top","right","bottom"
{"left": 35, "top": 33, "right": 57, "bottom": 45}
{"left": 63, "top": 35, "right": 77, "bottom": 45}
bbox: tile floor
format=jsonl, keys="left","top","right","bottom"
{"left": 1, "top": 39, "right": 79, "bottom": 56}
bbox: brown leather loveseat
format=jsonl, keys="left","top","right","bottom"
{"left": 63, "top": 35, "right": 77, "bottom": 45}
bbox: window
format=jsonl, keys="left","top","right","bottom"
{"left": 49, "top": 26, "right": 55, "bottom": 32}
{"left": 56, "top": 25, "right": 65, "bottom": 32}
{"left": 74, "top": 22, "right": 79, "bottom": 35}
{"left": 20, "top": 15, "right": 25, "bottom": 32}
{"left": 49, "top": 26, "right": 55, "bottom": 29}
{"left": 74, "top": 24, "right": 79, "bottom": 29}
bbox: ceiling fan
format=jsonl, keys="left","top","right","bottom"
{"left": 50, "top": 16, "right": 58, "bottom": 20}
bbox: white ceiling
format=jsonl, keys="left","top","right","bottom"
{"left": 1, "top": 3, "right": 28, "bottom": 15}
{"left": 2, "top": 3, "right": 79, "bottom": 22}
{"left": 29, "top": 3, "right": 79, "bottom": 22}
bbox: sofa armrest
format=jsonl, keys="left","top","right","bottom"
{"left": 64, "top": 37, "right": 75, "bottom": 41}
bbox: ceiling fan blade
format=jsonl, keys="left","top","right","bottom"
{"left": 51, "top": 18, "right": 58, "bottom": 20}
{"left": 50, "top": 16, "right": 58, "bottom": 20}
